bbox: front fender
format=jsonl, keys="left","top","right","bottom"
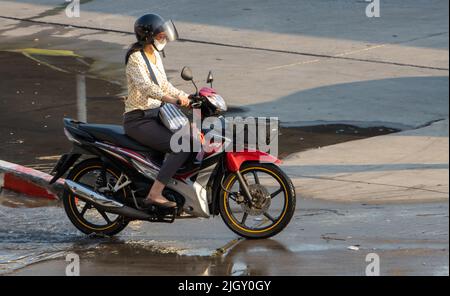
{"left": 226, "top": 150, "right": 281, "bottom": 172}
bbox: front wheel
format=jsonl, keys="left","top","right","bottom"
{"left": 219, "top": 162, "right": 296, "bottom": 239}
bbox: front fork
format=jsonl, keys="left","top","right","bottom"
{"left": 235, "top": 170, "right": 253, "bottom": 205}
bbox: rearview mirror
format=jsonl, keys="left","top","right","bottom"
{"left": 181, "top": 67, "right": 193, "bottom": 81}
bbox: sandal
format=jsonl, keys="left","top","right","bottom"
{"left": 142, "top": 198, "right": 177, "bottom": 209}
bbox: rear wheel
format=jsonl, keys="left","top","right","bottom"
{"left": 62, "top": 158, "right": 129, "bottom": 236}
{"left": 219, "top": 162, "right": 296, "bottom": 239}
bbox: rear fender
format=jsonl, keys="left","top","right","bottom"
{"left": 48, "top": 153, "right": 81, "bottom": 184}
{"left": 48, "top": 142, "right": 96, "bottom": 184}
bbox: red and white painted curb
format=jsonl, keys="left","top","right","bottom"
{"left": 0, "top": 160, "right": 64, "bottom": 200}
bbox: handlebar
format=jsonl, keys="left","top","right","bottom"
{"left": 188, "top": 94, "right": 203, "bottom": 108}
{"left": 176, "top": 94, "right": 203, "bottom": 108}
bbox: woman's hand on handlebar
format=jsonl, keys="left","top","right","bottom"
{"left": 176, "top": 95, "right": 190, "bottom": 107}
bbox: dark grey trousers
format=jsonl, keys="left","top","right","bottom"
{"left": 123, "top": 108, "right": 190, "bottom": 185}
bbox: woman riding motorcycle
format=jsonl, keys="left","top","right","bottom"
{"left": 123, "top": 14, "right": 191, "bottom": 209}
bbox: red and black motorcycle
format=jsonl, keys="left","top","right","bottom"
{"left": 49, "top": 68, "right": 296, "bottom": 239}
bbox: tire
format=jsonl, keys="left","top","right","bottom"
{"left": 62, "top": 158, "right": 129, "bottom": 236}
{"left": 219, "top": 162, "right": 296, "bottom": 239}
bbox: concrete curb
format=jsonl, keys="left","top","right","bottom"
{"left": 0, "top": 160, "right": 64, "bottom": 200}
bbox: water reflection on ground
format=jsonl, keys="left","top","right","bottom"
{"left": 0, "top": 189, "right": 290, "bottom": 275}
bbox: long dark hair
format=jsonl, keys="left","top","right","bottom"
{"left": 125, "top": 41, "right": 144, "bottom": 64}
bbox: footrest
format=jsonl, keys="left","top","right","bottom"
{"left": 147, "top": 206, "right": 177, "bottom": 223}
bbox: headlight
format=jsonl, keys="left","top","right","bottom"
{"left": 207, "top": 94, "right": 227, "bottom": 112}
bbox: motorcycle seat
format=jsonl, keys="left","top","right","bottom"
{"left": 78, "top": 123, "right": 162, "bottom": 156}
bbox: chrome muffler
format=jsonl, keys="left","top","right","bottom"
{"left": 64, "top": 180, "right": 152, "bottom": 220}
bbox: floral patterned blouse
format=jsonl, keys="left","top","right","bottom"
{"left": 124, "top": 50, "right": 188, "bottom": 113}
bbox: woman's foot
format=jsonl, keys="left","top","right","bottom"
{"left": 143, "top": 194, "right": 177, "bottom": 208}
{"left": 144, "top": 180, "right": 177, "bottom": 208}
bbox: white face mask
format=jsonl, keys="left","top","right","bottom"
{"left": 153, "top": 39, "right": 167, "bottom": 51}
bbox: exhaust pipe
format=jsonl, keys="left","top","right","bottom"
{"left": 64, "top": 180, "right": 152, "bottom": 220}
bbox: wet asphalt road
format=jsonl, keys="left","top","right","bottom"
{"left": 0, "top": 0, "right": 448, "bottom": 276}
{"left": 1, "top": 191, "right": 447, "bottom": 276}
{"left": 0, "top": 35, "right": 446, "bottom": 277}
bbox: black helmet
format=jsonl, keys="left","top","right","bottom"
{"left": 134, "top": 14, "right": 179, "bottom": 45}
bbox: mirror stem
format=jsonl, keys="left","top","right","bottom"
{"left": 191, "top": 80, "right": 199, "bottom": 95}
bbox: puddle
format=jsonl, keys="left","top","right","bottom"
{"left": 1, "top": 189, "right": 447, "bottom": 275}
{"left": 0, "top": 189, "right": 290, "bottom": 275}
{"left": 278, "top": 124, "right": 399, "bottom": 158}
{"left": 0, "top": 50, "right": 123, "bottom": 172}
{"left": 0, "top": 188, "right": 59, "bottom": 208}
{"left": 0, "top": 190, "right": 87, "bottom": 274}
{"left": 0, "top": 191, "right": 195, "bottom": 274}
{"left": 7, "top": 233, "right": 298, "bottom": 275}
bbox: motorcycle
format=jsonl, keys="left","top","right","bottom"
{"left": 49, "top": 67, "right": 296, "bottom": 239}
